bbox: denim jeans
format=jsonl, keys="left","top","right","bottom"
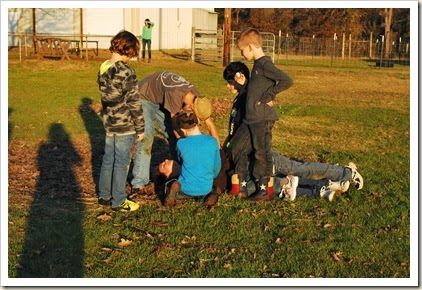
{"left": 249, "top": 121, "right": 275, "bottom": 179}
{"left": 132, "top": 100, "right": 168, "bottom": 188}
{"left": 271, "top": 151, "right": 352, "bottom": 182}
{"left": 99, "top": 133, "right": 136, "bottom": 208}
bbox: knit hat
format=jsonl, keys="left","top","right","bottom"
{"left": 177, "top": 110, "right": 199, "bottom": 129}
{"left": 193, "top": 97, "right": 212, "bottom": 121}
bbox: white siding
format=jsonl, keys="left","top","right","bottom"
{"left": 192, "top": 8, "right": 218, "bottom": 31}
{"left": 159, "top": 8, "right": 192, "bottom": 50}
{"left": 8, "top": 8, "right": 217, "bottom": 50}
{"left": 83, "top": 8, "right": 124, "bottom": 49}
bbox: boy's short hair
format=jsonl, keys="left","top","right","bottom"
{"left": 236, "top": 28, "right": 262, "bottom": 49}
{"left": 109, "top": 30, "right": 140, "bottom": 58}
{"left": 223, "top": 61, "right": 250, "bottom": 82}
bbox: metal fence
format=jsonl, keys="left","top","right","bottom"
{"left": 9, "top": 31, "right": 410, "bottom": 67}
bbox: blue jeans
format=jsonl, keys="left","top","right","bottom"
{"left": 99, "top": 133, "right": 136, "bottom": 207}
{"left": 271, "top": 151, "right": 352, "bottom": 182}
{"left": 132, "top": 100, "right": 168, "bottom": 188}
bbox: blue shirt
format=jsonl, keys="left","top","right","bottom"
{"left": 177, "top": 134, "right": 221, "bottom": 196}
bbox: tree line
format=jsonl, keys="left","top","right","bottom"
{"left": 216, "top": 8, "right": 410, "bottom": 41}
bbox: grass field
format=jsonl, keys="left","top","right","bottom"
{"left": 5, "top": 50, "right": 414, "bottom": 286}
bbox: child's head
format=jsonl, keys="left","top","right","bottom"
{"left": 144, "top": 18, "right": 151, "bottom": 27}
{"left": 109, "top": 30, "right": 140, "bottom": 58}
{"left": 223, "top": 61, "right": 250, "bottom": 82}
{"left": 223, "top": 62, "right": 250, "bottom": 94}
{"left": 236, "top": 28, "right": 263, "bottom": 60}
{"left": 236, "top": 28, "right": 262, "bottom": 48}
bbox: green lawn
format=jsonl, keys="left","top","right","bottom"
{"left": 5, "top": 51, "right": 414, "bottom": 286}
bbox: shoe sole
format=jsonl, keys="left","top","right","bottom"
{"left": 289, "top": 176, "right": 299, "bottom": 201}
{"left": 347, "top": 162, "right": 364, "bottom": 190}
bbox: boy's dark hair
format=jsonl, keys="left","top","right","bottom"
{"left": 109, "top": 30, "right": 140, "bottom": 58}
{"left": 223, "top": 62, "right": 250, "bottom": 81}
{"left": 236, "top": 28, "right": 262, "bottom": 48}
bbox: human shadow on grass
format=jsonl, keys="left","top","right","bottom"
{"left": 17, "top": 123, "right": 85, "bottom": 278}
{"left": 8, "top": 107, "right": 13, "bottom": 141}
{"left": 79, "top": 97, "right": 105, "bottom": 195}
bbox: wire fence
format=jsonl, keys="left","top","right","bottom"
{"left": 9, "top": 31, "right": 410, "bottom": 67}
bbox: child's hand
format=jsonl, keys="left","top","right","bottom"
{"left": 257, "top": 100, "right": 275, "bottom": 107}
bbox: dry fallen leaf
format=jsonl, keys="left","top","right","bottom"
{"left": 97, "top": 213, "right": 112, "bottom": 221}
{"left": 118, "top": 238, "right": 133, "bottom": 247}
{"left": 332, "top": 251, "right": 342, "bottom": 261}
{"left": 275, "top": 238, "right": 282, "bottom": 245}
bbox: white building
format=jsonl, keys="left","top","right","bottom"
{"left": 8, "top": 8, "right": 218, "bottom": 50}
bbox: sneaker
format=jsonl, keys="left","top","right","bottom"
{"left": 346, "top": 162, "right": 364, "bottom": 190}
{"left": 320, "top": 186, "right": 335, "bottom": 202}
{"left": 327, "top": 180, "right": 350, "bottom": 193}
{"left": 280, "top": 175, "right": 299, "bottom": 201}
{"left": 112, "top": 199, "right": 140, "bottom": 212}
{"left": 98, "top": 198, "right": 111, "bottom": 206}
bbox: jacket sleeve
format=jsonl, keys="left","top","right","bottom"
{"left": 123, "top": 72, "right": 145, "bottom": 135}
{"left": 261, "top": 62, "right": 293, "bottom": 103}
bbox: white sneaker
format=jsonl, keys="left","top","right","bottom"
{"left": 327, "top": 180, "right": 350, "bottom": 193}
{"left": 320, "top": 186, "right": 335, "bottom": 202}
{"left": 346, "top": 162, "right": 364, "bottom": 190}
{"left": 280, "top": 175, "right": 299, "bottom": 201}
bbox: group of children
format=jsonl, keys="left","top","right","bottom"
{"left": 97, "top": 29, "right": 364, "bottom": 212}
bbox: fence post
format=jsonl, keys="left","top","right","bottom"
{"left": 285, "top": 33, "right": 289, "bottom": 60}
{"left": 349, "top": 34, "right": 352, "bottom": 59}
{"left": 277, "top": 30, "right": 281, "bottom": 64}
{"left": 331, "top": 33, "right": 337, "bottom": 67}
{"left": 369, "top": 32, "right": 373, "bottom": 59}
{"left": 191, "top": 27, "right": 196, "bottom": 61}
{"left": 312, "top": 35, "right": 315, "bottom": 64}
{"left": 342, "top": 33, "right": 345, "bottom": 60}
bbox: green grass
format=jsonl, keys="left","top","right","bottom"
{"left": 6, "top": 51, "right": 412, "bottom": 284}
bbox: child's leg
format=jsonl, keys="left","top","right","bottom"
{"left": 271, "top": 151, "right": 352, "bottom": 181}
{"left": 111, "top": 134, "right": 136, "bottom": 208}
{"left": 249, "top": 121, "right": 274, "bottom": 179}
{"left": 98, "top": 135, "right": 115, "bottom": 200}
{"left": 132, "top": 100, "right": 159, "bottom": 189}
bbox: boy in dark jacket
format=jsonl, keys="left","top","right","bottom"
{"left": 236, "top": 28, "right": 293, "bottom": 201}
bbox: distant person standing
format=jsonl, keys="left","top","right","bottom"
{"left": 141, "top": 18, "right": 154, "bottom": 63}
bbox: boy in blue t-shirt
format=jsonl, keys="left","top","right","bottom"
{"left": 163, "top": 110, "right": 221, "bottom": 207}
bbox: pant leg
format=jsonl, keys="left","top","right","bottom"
{"left": 142, "top": 39, "right": 147, "bottom": 59}
{"left": 249, "top": 121, "right": 274, "bottom": 179}
{"left": 229, "top": 122, "right": 253, "bottom": 176}
{"left": 131, "top": 100, "right": 159, "bottom": 188}
{"left": 98, "top": 135, "right": 115, "bottom": 200}
{"left": 110, "top": 134, "right": 136, "bottom": 207}
{"left": 146, "top": 40, "right": 152, "bottom": 59}
{"left": 271, "top": 151, "right": 352, "bottom": 181}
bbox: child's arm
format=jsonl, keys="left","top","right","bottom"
{"left": 261, "top": 63, "right": 293, "bottom": 103}
{"left": 124, "top": 73, "right": 145, "bottom": 137}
